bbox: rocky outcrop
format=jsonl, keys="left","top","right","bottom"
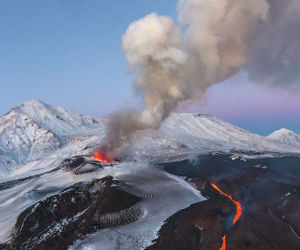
{"left": 1, "top": 176, "right": 142, "bottom": 250}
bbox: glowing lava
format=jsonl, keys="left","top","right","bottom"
{"left": 210, "top": 183, "right": 242, "bottom": 250}
{"left": 93, "top": 152, "right": 113, "bottom": 164}
{"left": 220, "top": 235, "right": 226, "bottom": 250}
{"left": 210, "top": 183, "right": 242, "bottom": 224}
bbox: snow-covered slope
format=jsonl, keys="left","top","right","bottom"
{"left": 131, "top": 113, "right": 300, "bottom": 159}
{"left": 0, "top": 100, "right": 299, "bottom": 250}
{"left": 0, "top": 100, "right": 104, "bottom": 175}
{"left": 13, "top": 99, "right": 101, "bottom": 136}
{"left": 267, "top": 128, "right": 300, "bottom": 146}
{"left": 0, "top": 100, "right": 299, "bottom": 176}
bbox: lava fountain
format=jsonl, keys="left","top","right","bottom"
{"left": 93, "top": 152, "right": 114, "bottom": 164}
{"left": 211, "top": 183, "right": 242, "bottom": 250}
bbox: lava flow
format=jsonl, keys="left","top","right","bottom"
{"left": 220, "top": 235, "right": 226, "bottom": 250}
{"left": 210, "top": 183, "right": 242, "bottom": 250}
{"left": 93, "top": 152, "right": 113, "bottom": 164}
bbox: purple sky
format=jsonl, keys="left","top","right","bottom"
{"left": 184, "top": 72, "right": 300, "bottom": 135}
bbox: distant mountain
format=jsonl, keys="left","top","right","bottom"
{"left": 0, "top": 100, "right": 103, "bottom": 174}
{"left": 12, "top": 99, "right": 101, "bottom": 136}
{"left": 0, "top": 100, "right": 299, "bottom": 176}
{"left": 267, "top": 128, "right": 300, "bottom": 146}
{"left": 131, "top": 113, "right": 300, "bottom": 159}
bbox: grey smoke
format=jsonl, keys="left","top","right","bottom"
{"left": 246, "top": 0, "right": 300, "bottom": 89}
{"left": 97, "top": 0, "right": 299, "bottom": 159}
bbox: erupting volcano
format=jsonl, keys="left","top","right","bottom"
{"left": 93, "top": 152, "right": 114, "bottom": 164}
{"left": 211, "top": 183, "right": 242, "bottom": 250}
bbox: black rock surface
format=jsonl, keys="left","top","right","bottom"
{"left": 1, "top": 176, "right": 142, "bottom": 250}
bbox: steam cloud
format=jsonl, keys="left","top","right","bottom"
{"left": 97, "top": 0, "right": 300, "bottom": 160}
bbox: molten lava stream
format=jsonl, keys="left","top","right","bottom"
{"left": 93, "top": 152, "right": 113, "bottom": 164}
{"left": 210, "top": 183, "right": 242, "bottom": 250}
{"left": 220, "top": 235, "right": 226, "bottom": 250}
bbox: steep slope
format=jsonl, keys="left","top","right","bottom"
{"left": 0, "top": 100, "right": 103, "bottom": 175}
{"left": 0, "top": 110, "right": 60, "bottom": 171}
{"left": 14, "top": 99, "right": 101, "bottom": 136}
{"left": 267, "top": 128, "right": 300, "bottom": 146}
{"left": 131, "top": 113, "right": 299, "bottom": 159}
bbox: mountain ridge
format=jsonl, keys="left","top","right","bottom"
{"left": 0, "top": 100, "right": 299, "bottom": 176}
{"left": 0, "top": 100, "right": 103, "bottom": 174}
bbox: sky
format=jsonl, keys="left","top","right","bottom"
{"left": 0, "top": 0, "right": 299, "bottom": 136}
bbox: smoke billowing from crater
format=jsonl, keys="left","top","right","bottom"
{"left": 97, "top": 0, "right": 299, "bottom": 159}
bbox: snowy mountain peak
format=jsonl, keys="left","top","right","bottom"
{"left": 13, "top": 99, "right": 49, "bottom": 115}
{"left": 21, "top": 98, "right": 47, "bottom": 106}
{"left": 272, "top": 128, "right": 294, "bottom": 134}
{"left": 0, "top": 100, "right": 104, "bottom": 174}
{"left": 13, "top": 99, "right": 101, "bottom": 136}
{"left": 267, "top": 128, "right": 300, "bottom": 146}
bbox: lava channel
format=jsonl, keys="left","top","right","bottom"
{"left": 210, "top": 183, "right": 242, "bottom": 250}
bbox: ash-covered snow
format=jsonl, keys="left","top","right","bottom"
{"left": 0, "top": 161, "right": 203, "bottom": 247}
{"left": 69, "top": 164, "right": 204, "bottom": 250}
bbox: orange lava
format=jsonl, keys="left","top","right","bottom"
{"left": 93, "top": 152, "right": 113, "bottom": 164}
{"left": 220, "top": 235, "right": 226, "bottom": 250}
{"left": 210, "top": 183, "right": 242, "bottom": 224}
{"left": 211, "top": 183, "right": 242, "bottom": 250}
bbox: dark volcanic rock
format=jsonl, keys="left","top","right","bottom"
{"left": 59, "top": 156, "right": 101, "bottom": 174}
{"left": 2, "top": 176, "right": 142, "bottom": 250}
{"left": 148, "top": 153, "right": 300, "bottom": 250}
{"left": 276, "top": 187, "right": 300, "bottom": 238}
{"left": 146, "top": 188, "right": 235, "bottom": 250}
{"left": 59, "top": 156, "right": 118, "bottom": 174}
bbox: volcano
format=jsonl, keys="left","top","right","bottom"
{"left": 0, "top": 100, "right": 299, "bottom": 250}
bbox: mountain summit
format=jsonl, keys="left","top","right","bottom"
{"left": 0, "top": 100, "right": 102, "bottom": 174}
{"left": 267, "top": 128, "right": 300, "bottom": 146}
{"left": 13, "top": 99, "right": 100, "bottom": 136}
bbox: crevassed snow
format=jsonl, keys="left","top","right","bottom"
{"left": 69, "top": 164, "right": 204, "bottom": 250}
{"left": 0, "top": 161, "right": 203, "bottom": 245}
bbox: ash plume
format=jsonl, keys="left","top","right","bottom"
{"left": 97, "top": 0, "right": 299, "bottom": 159}
{"left": 246, "top": 0, "right": 300, "bottom": 89}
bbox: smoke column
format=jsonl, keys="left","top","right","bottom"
{"left": 97, "top": 0, "right": 299, "bottom": 160}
